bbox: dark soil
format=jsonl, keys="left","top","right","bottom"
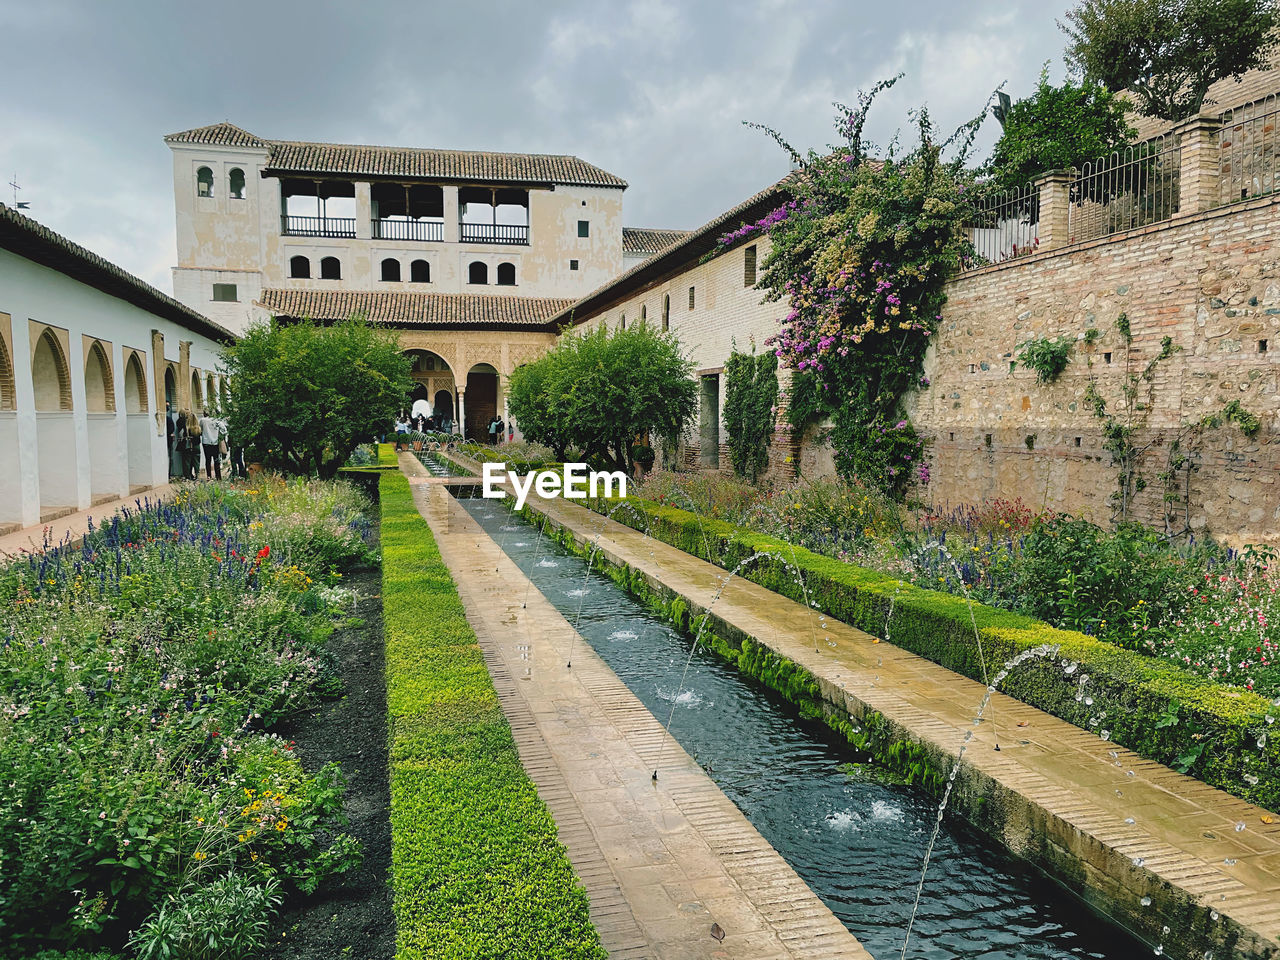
{"left": 265, "top": 557, "right": 394, "bottom": 960}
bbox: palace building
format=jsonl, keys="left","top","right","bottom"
{"left": 164, "top": 122, "right": 673, "bottom": 438}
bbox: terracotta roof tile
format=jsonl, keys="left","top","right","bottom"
{"left": 0, "top": 203, "right": 234, "bottom": 343}
{"left": 623, "top": 227, "right": 693, "bottom": 255}
{"left": 257, "top": 288, "right": 574, "bottom": 330}
{"left": 166, "top": 121, "right": 626, "bottom": 188}
{"left": 163, "top": 122, "right": 269, "bottom": 149}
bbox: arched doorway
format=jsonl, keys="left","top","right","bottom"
{"left": 465, "top": 362, "right": 499, "bottom": 442}
{"left": 164, "top": 366, "right": 179, "bottom": 477}
{"left": 190, "top": 370, "right": 204, "bottom": 413}
{"left": 433, "top": 389, "right": 455, "bottom": 427}
{"left": 403, "top": 349, "right": 455, "bottom": 427}
{"left": 124, "top": 352, "right": 152, "bottom": 492}
{"left": 32, "top": 328, "right": 78, "bottom": 515}
{"left": 83, "top": 341, "right": 119, "bottom": 502}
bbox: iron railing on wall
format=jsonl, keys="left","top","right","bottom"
{"left": 1068, "top": 134, "right": 1181, "bottom": 243}
{"left": 965, "top": 182, "right": 1041, "bottom": 267}
{"left": 459, "top": 222, "right": 529, "bottom": 245}
{"left": 1217, "top": 94, "right": 1279, "bottom": 205}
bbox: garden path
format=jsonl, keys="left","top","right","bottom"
{"left": 508, "top": 479, "right": 1280, "bottom": 959}
{"left": 0, "top": 483, "right": 175, "bottom": 557}
{"left": 402, "top": 454, "right": 870, "bottom": 960}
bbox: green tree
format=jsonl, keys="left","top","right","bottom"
{"left": 508, "top": 322, "right": 697, "bottom": 472}
{"left": 1061, "top": 0, "right": 1279, "bottom": 122}
{"left": 986, "top": 67, "right": 1136, "bottom": 189}
{"left": 222, "top": 317, "right": 412, "bottom": 478}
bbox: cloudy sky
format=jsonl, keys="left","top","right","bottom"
{"left": 1, "top": 0, "right": 1073, "bottom": 292}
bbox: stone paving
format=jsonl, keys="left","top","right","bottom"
{"left": 401, "top": 454, "right": 870, "bottom": 960}
{"left": 0, "top": 484, "right": 175, "bottom": 558}
{"left": 500, "top": 480, "right": 1280, "bottom": 958}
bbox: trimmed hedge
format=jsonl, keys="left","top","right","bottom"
{"left": 377, "top": 442, "right": 398, "bottom": 467}
{"left": 380, "top": 472, "right": 606, "bottom": 959}
{"left": 572, "top": 494, "right": 1280, "bottom": 811}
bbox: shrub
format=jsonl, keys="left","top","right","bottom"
{"left": 129, "top": 873, "right": 281, "bottom": 960}
{"left": 379, "top": 473, "right": 606, "bottom": 959}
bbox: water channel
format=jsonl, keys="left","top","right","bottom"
{"left": 445, "top": 479, "right": 1145, "bottom": 960}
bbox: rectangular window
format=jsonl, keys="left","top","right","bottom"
{"left": 744, "top": 245, "right": 757, "bottom": 286}
{"left": 569, "top": 259, "right": 579, "bottom": 271}
{"left": 212, "top": 283, "right": 238, "bottom": 302}
{"left": 577, "top": 220, "right": 590, "bottom": 238}
{"left": 688, "top": 286, "right": 695, "bottom": 310}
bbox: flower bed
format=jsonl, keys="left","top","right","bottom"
{"left": 0, "top": 478, "right": 374, "bottom": 958}
{"left": 379, "top": 472, "right": 605, "bottom": 960}
{"left": 571, "top": 492, "right": 1280, "bottom": 811}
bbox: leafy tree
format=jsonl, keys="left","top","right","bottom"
{"left": 507, "top": 322, "right": 697, "bottom": 472}
{"left": 222, "top": 317, "right": 412, "bottom": 478}
{"left": 986, "top": 67, "right": 1136, "bottom": 189}
{"left": 1060, "top": 0, "right": 1279, "bottom": 122}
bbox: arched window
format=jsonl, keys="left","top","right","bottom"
{"left": 190, "top": 371, "right": 204, "bottom": 412}
{"left": 468, "top": 261, "right": 488, "bottom": 285}
{"left": 206, "top": 373, "right": 216, "bottom": 407}
{"left": 229, "top": 168, "right": 246, "bottom": 199}
{"left": 124, "top": 353, "right": 147, "bottom": 414}
{"left": 640, "top": 304, "right": 647, "bottom": 322}
{"left": 84, "top": 341, "right": 114, "bottom": 413}
{"left": 0, "top": 334, "right": 14, "bottom": 411}
{"left": 662, "top": 293, "right": 670, "bottom": 331}
{"left": 381, "top": 258, "right": 401, "bottom": 282}
{"left": 196, "top": 166, "right": 214, "bottom": 198}
{"left": 620, "top": 313, "right": 626, "bottom": 331}
{"left": 496, "top": 262, "right": 516, "bottom": 286}
{"left": 289, "top": 255, "right": 310, "bottom": 279}
{"left": 410, "top": 259, "right": 430, "bottom": 283}
{"left": 320, "top": 256, "right": 341, "bottom": 280}
{"left": 32, "top": 330, "right": 71, "bottom": 412}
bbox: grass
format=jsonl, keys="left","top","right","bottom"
{"left": 379, "top": 472, "right": 606, "bottom": 960}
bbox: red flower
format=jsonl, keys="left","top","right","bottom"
{"left": 256, "top": 545, "right": 270, "bottom": 561}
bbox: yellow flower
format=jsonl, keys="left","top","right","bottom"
{"left": 275, "top": 819, "right": 288, "bottom": 832}
{"left": 192, "top": 851, "right": 207, "bottom": 861}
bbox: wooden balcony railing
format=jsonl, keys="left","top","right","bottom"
{"left": 459, "top": 222, "right": 529, "bottom": 245}
{"left": 372, "top": 218, "right": 444, "bottom": 241}
{"left": 280, "top": 214, "right": 357, "bottom": 238}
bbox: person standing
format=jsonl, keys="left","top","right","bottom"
{"left": 173, "top": 409, "right": 187, "bottom": 478}
{"left": 166, "top": 403, "right": 180, "bottom": 477}
{"left": 183, "top": 410, "right": 202, "bottom": 480}
{"left": 198, "top": 408, "right": 222, "bottom": 480}
{"left": 488, "top": 415, "right": 499, "bottom": 445}
{"left": 224, "top": 413, "right": 247, "bottom": 479}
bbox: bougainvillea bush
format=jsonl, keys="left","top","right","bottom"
{"left": 724, "top": 77, "right": 982, "bottom": 497}
{"left": 0, "top": 478, "right": 372, "bottom": 958}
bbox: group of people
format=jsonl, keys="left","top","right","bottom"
{"left": 166, "top": 404, "right": 246, "bottom": 481}
{"left": 395, "top": 411, "right": 453, "bottom": 435}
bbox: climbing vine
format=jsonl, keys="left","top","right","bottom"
{"left": 724, "top": 76, "right": 985, "bottom": 498}
{"left": 723, "top": 344, "right": 779, "bottom": 481}
{"left": 1085, "top": 313, "right": 1260, "bottom": 530}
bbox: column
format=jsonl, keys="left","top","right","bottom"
{"left": 443, "top": 185, "right": 460, "bottom": 243}
{"left": 151, "top": 330, "right": 166, "bottom": 435}
{"left": 1173, "top": 114, "right": 1222, "bottom": 216}
{"left": 1034, "top": 169, "right": 1074, "bottom": 251}
{"left": 355, "top": 181, "right": 372, "bottom": 240}
{"left": 179, "top": 340, "right": 191, "bottom": 413}
{"left": 456, "top": 388, "right": 466, "bottom": 439}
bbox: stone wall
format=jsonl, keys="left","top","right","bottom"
{"left": 910, "top": 194, "right": 1280, "bottom": 542}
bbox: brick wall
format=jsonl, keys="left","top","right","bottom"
{"left": 911, "top": 194, "right": 1280, "bottom": 541}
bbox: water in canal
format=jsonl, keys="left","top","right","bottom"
{"left": 455, "top": 490, "right": 1145, "bottom": 960}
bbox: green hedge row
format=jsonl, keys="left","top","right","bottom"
{"left": 575, "top": 495, "right": 1280, "bottom": 811}
{"left": 380, "top": 472, "right": 606, "bottom": 959}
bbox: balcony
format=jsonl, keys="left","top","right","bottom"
{"left": 281, "top": 214, "right": 356, "bottom": 238}
{"left": 372, "top": 218, "right": 444, "bottom": 242}
{"left": 460, "top": 222, "right": 529, "bottom": 245}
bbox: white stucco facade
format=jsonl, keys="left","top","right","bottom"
{"left": 0, "top": 239, "right": 227, "bottom": 531}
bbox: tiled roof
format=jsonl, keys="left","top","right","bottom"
{"left": 623, "top": 227, "right": 692, "bottom": 256}
{"left": 163, "top": 122, "right": 269, "bottom": 149}
{"left": 550, "top": 177, "right": 792, "bottom": 328}
{"left": 258, "top": 288, "right": 574, "bottom": 330}
{"left": 165, "top": 121, "right": 626, "bottom": 188}
{"left": 0, "top": 203, "right": 235, "bottom": 343}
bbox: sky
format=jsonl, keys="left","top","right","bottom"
{"left": 0, "top": 0, "right": 1074, "bottom": 292}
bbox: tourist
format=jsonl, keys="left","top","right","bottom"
{"left": 166, "top": 403, "right": 180, "bottom": 477}
{"left": 395, "top": 412, "right": 410, "bottom": 435}
{"left": 224, "top": 415, "right": 247, "bottom": 479}
{"left": 488, "top": 415, "right": 500, "bottom": 444}
{"left": 199, "top": 408, "right": 222, "bottom": 480}
{"left": 182, "top": 410, "right": 202, "bottom": 480}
